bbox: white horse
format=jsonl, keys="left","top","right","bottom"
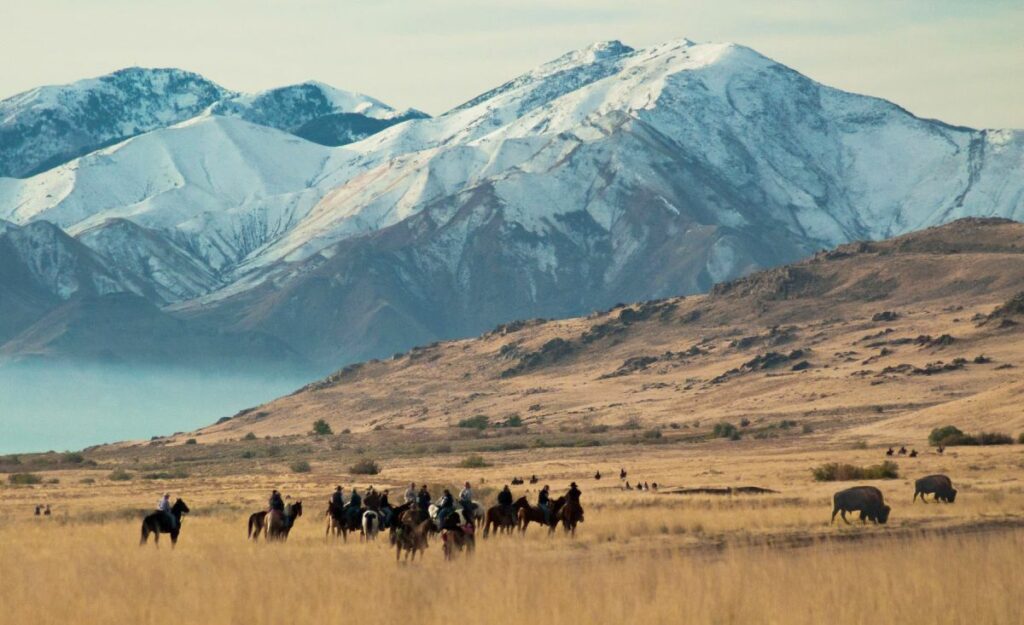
{"left": 362, "top": 509, "right": 381, "bottom": 540}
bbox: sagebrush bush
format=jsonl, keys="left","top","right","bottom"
{"left": 290, "top": 460, "right": 312, "bottom": 473}
{"left": 929, "top": 425, "right": 1014, "bottom": 446}
{"left": 349, "top": 458, "right": 380, "bottom": 475}
{"left": 458, "top": 454, "right": 490, "bottom": 468}
{"left": 108, "top": 469, "right": 133, "bottom": 481}
{"left": 310, "top": 419, "right": 333, "bottom": 436}
{"left": 458, "top": 415, "right": 490, "bottom": 429}
{"left": 713, "top": 422, "right": 738, "bottom": 439}
{"left": 8, "top": 473, "right": 42, "bottom": 485}
{"left": 812, "top": 461, "right": 899, "bottom": 482}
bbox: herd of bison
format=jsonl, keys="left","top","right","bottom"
{"left": 832, "top": 474, "right": 958, "bottom": 525}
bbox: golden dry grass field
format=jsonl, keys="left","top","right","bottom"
{"left": 3, "top": 439, "right": 1024, "bottom": 625}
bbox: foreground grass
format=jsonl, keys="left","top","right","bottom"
{"left": 2, "top": 514, "right": 1021, "bottom": 625}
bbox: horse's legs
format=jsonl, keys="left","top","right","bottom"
{"left": 171, "top": 530, "right": 179, "bottom": 548}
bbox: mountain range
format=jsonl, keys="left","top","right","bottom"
{"left": 1, "top": 38, "right": 1022, "bottom": 373}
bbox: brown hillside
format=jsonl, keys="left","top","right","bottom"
{"left": 193, "top": 218, "right": 1024, "bottom": 445}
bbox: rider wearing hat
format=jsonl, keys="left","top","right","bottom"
{"left": 537, "top": 485, "right": 551, "bottom": 525}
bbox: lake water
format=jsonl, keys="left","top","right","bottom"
{"left": 0, "top": 364, "right": 309, "bottom": 454}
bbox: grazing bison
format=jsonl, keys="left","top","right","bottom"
{"left": 914, "top": 475, "right": 957, "bottom": 503}
{"left": 831, "top": 486, "right": 891, "bottom": 525}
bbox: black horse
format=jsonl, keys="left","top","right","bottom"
{"left": 140, "top": 499, "right": 190, "bottom": 547}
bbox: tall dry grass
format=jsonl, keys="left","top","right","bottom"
{"left": 2, "top": 510, "right": 1021, "bottom": 625}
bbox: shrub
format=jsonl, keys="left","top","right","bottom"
{"left": 61, "top": 452, "right": 86, "bottom": 464}
{"left": 500, "top": 415, "right": 523, "bottom": 428}
{"left": 184, "top": 438, "right": 197, "bottom": 445}
{"left": 290, "top": 460, "right": 312, "bottom": 473}
{"left": 240, "top": 450, "right": 257, "bottom": 459}
{"left": 458, "top": 415, "right": 490, "bottom": 430}
{"left": 739, "top": 418, "right": 751, "bottom": 428}
{"left": 586, "top": 424, "right": 609, "bottom": 434}
{"left": 929, "top": 425, "right": 1014, "bottom": 446}
{"left": 311, "top": 419, "right": 333, "bottom": 436}
{"left": 642, "top": 428, "right": 663, "bottom": 440}
{"left": 621, "top": 416, "right": 643, "bottom": 430}
{"left": 975, "top": 432, "right": 1014, "bottom": 445}
{"left": 108, "top": 469, "right": 133, "bottom": 481}
{"left": 8, "top": 473, "right": 42, "bottom": 485}
{"left": 458, "top": 454, "right": 490, "bottom": 468}
{"left": 349, "top": 458, "right": 381, "bottom": 475}
{"left": 812, "top": 461, "right": 899, "bottom": 482}
{"left": 929, "top": 425, "right": 969, "bottom": 446}
{"left": 713, "top": 422, "right": 738, "bottom": 439}
{"left": 266, "top": 446, "right": 283, "bottom": 457}
{"left": 243, "top": 432, "right": 258, "bottom": 441}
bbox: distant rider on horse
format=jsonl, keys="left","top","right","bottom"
{"left": 538, "top": 485, "right": 551, "bottom": 525}
{"left": 417, "top": 485, "right": 432, "bottom": 512}
{"left": 567, "top": 482, "right": 583, "bottom": 523}
{"left": 158, "top": 493, "right": 177, "bottom": 530}
{"left": 497, "top": 484, "right": 514, "bottom": 523}
{"left": 269, "top": 490, "right": 285, "bottom": 513}
{"left": 379, "top": 489, "right": 393, "bottom": 526}
{"left": 330, "top": 486, "right": 344, "bottom": 511}
{"left": 459, "top": 481, "right": 474, "bottom": 519}
{"left": 404, "top": 482, "right": 417, "bottom": 505}
{"left": 437, "top": 489, "right": 455, "bottom": 527}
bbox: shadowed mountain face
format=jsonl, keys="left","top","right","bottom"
{"left": 1, "top": 39, "right": 1022, "bottom": 372}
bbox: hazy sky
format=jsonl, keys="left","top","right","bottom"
{"left": 3, "top": 0, "right": 1022, "bottom": 128}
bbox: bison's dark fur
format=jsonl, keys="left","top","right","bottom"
{"left": 914, "top": 474, "right": 957, "bottom": 503}
{"left": 831, "top": 486, "right": 891, "bottom": 525}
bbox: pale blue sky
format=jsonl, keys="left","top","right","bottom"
{"left": 3, "top": 0, "right": 1022, "bottom": 128}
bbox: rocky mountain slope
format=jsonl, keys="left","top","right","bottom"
{"left": 1, "top": 39, "right": 1022, "bottom": 369}
{"left": 195, "top": 218, "right": 1024, "bottom": 443}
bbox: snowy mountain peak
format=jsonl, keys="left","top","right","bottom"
{"left": 0, "top": 67, "right": 231, "bottom": 178}
{"left": 209, "top": 81, "right": 398, "bottom": 132}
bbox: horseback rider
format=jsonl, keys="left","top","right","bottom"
{"left": 157, "top": 493, "right": 177, "bottom": 529}
{"left": 379, "top": 489, "right": 393, "bottom": 527}
{"left": 269, "top": 489, "right": 285, "bottom": 513}
{"left": 417, "top": 484, "right": 432, "bottom": 512}
{"left": 330, "top": 486, "right": 344, "bottom": 512}
{"left": 538, "top": 485, "right": 551, "bottom": 525}
{"left": 365, "top": 486, "right": 380, "bottom": 511}
{"left": 497, "top": 484, "right": 514, "bottom": 522}
{"left": 404, "top": 482, "right": 417, "bottom": 505}
{"left": 567, "top": 481, "right": 583, "bottom": 523}
{"left": 347, "top": 488, "right": 362, "bottom": 512}
{"left": 459, "top": 481, "right": 474, "bottom": 519}
{"left": 437, "top": 489, "right": 455, "bottom": 527}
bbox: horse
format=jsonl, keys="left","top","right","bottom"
{"left": 559, "top": 495, "right": 584, "bottom": 537}
{"left": 266, "top": 501, "right": 302, "bottom": 541}
{"left": 482, "top": 504, "right": 517, "bottom": 538}
{"left": 248, "top": 510, "right": 268, "bottom": 541}
{"left": 392, "top": 519, "right": 431, "bottom": 562}
{"left": 513, "top": 496, "right": 564, "bottom": 534}
{"left": 326, "top": 501, "right": 364, "bottom": 541}
{"left": 362, "top": 509, "right": 381, "bottom": 540}
{"left": 384, "top": 502, "right": 411, "bottom": 529}
{"left": 442, "top": 523, "right": 475, "bottom": 560}
{"left": 140, "top": 498, "right": 190, "bottom": 547}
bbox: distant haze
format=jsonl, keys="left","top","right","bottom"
{"left": 2, "top": 0, "right": 1022, "bottom": 129}
{"left": 0, "top": 363, "right": 306, "bottom": 453}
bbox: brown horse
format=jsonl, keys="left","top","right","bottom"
{"left": 559, "top": 496, "right": 584, "bottom": 537}
{"left": 482, "top": 504, "right": 517, "bottom": 538}
{"left": 442, "top": 524, "right": 475, "bottom": 560}
{"left": 513, "top": 496, "right": 564, "bottom": 534}
{"left": 140, "top": 499, "right": 190, "bottom": 547}
{"left": 266, "top": 501, "right": 302, "bottom": 541}
{"left": 247, "top": 510, "right": 268, "bottom": 541}
{"left": 392, "top": 519, "right": 431, "bottom": 562}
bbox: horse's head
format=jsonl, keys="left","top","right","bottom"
{"left": 172, "top": 499, "right": 190, "bottom": 515}
{"left": 291, "top": 501, "right": 303, "bottom": 517}
{"left": 512, "top": 496, "right": 529, "bottom": 508}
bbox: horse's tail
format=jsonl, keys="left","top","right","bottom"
{"left": 140, "top": 519, "right": 151, "bottom": 546}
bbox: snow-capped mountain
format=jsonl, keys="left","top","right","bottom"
{"left": 0, "top": 68, "right": 230, "bottom": 178}
{"left": 210, "top": 81, "right": 429, "bottom": 146}
{"left": 1, "top": 39, "right": 1022, "bottom": 369}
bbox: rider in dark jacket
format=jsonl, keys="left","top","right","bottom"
{"left": 268, "top": 490, "right": 285, "bottom": 512}
{"left": 379, "top": 490, "right": 392, "bottom": 527}
{"left": 498, "top": 485, "right": 514, "bottom": 522}
{"left": 437, "top": 489, "right": 455, "bottom": 526}
{"left": 330, "top": 486, "right": 344, "bottom": 511}
{"left": 347, "top": 488, "right": 362, "bottom": 511}
{"left": 538, "top": 485, "right": 551, "bottom": 525}
{"left": 417, "top": 485, "right": 432, "bottom": 512}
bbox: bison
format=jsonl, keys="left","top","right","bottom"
{"left": 914, "top": 474, "right": 957, "bottom": 503}
{"left": 831, "top": 486, "right": 891, "bottom": 525}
